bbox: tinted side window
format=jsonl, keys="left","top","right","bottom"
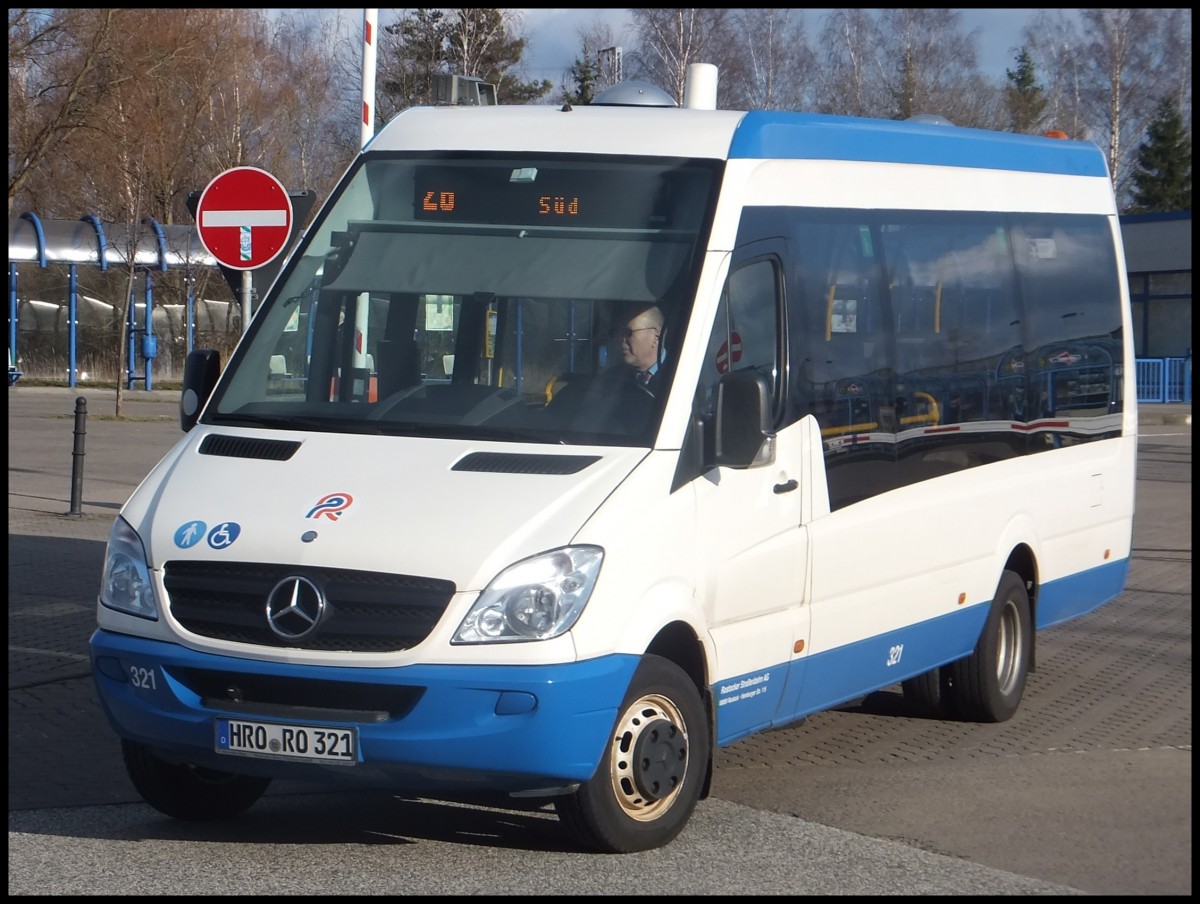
{"left": 743, "top": 206, "right": 1126, "bottom": 512}
{"left": 789, "top": 215, "right": 895, "bottom": 508}
{"left": 697, "top": 256, "right": 784, "bottom": 424}
{"left": 879, "top": 213, "right": 1026, "bottom": 483}
{"left": 1013, "top": 215, "right": 1124, "bottom": 446}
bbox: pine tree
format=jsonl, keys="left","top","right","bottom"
{"left": 562, "top": 55, "right": 602, "bottom": 106}
{"left": 1129, "top": 97, "right": 1192, "bottom": 213}
{"left": 1003, "top": 49, "right": 1048, "bottom": 135}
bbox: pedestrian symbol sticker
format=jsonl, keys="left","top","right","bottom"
{"left": 174, "top": 520, "right": 207, "bottom": 548}
{"left": 306, "top": 493, "right": 354, "bottom": 521}
{"left": 207, "top": 522, "right": 242, "bottom": 549}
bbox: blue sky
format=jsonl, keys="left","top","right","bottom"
{"left": 517, "top": 9, "right": 1054, "bottom": 84}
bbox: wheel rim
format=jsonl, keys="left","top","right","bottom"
{"left": 608, "top": 692, "right": 689, "bottom": 822}
{"left": 995, "top": 597, "right": 1025, "bottom": 695}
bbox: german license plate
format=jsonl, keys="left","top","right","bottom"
{"left": 215, "top": 718, "right": 357, "bottom": 765}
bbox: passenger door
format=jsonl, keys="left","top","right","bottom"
{"left": 692, "top": 241, "right": 812, "bottom": 743}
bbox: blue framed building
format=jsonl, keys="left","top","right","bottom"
{"left": 1121, "top": 211, "right": 1191, "bottom": 402}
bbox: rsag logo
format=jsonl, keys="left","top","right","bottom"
{"left": 305, "top": 493, "right": 354, "bottom": 521}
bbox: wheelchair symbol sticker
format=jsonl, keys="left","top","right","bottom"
{"left": 174, "top": 520, "right": 207, "bottom": 548}
{"left": 207, "top": 521, "right": 241, "bottom": 549}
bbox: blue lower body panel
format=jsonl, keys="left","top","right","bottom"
{"left": 712, "top": 556, "right": 1131, "bottom": 747}
{"left": 90, "top": 629, "right": 639, "bottom": 794}
{"left": 1035, "top": 558, "right": 1130, "bottom": 629}
{"left": 712, "top": 602, "right": 989, "bottom": 746}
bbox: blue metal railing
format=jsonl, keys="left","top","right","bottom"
{"left": 1136, "top": 357, "right": 1191, "bottom": 403}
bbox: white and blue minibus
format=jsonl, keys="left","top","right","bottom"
{"left": 90, "top": 67, "right": 1136, "bottom": 853}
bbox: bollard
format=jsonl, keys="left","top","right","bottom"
{"left": 68, "top": 396, "right": 87, "bottom": 516}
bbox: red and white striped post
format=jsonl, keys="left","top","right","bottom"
{"left": 361, "top": 9, "right": 377, "bottom": 150}
{"left": 355, "top": 10, "right": 378, "bottom": 371}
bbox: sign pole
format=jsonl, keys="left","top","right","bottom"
{"left": 241, "top": 270, "right": 253, "bottom": 335}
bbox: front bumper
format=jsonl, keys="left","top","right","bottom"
{"left": 90, "top": 629, "right": 639, "bottom": 794}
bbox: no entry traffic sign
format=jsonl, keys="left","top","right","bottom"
{"left": 195, "top": 166, "right": 293, "bottom": 271}
{"left": 715, "top": 330, "right": 743, "bottom": 374}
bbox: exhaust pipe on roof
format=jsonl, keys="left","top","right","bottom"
{"left": 684, "top": 63, "right": 718, "bottom": 110}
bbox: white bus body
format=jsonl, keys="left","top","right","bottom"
{"left": 91, "top": 74, "right": 1136, "bottom": 853}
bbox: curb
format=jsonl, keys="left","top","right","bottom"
{"left": 1139, "top": 409, "right": 1192, "bottom": 427}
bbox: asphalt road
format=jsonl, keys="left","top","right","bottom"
{"left": 8, "top": 386, "right": 1191, "bottom": 895}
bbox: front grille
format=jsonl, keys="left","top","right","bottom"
{"left": 164, "top": 561, "right": 456, "bottom": 653}
{"left": 170, "top": 667, "right": 424, "bottom": 720}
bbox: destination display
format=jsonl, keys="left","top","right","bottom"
{"left": 412, "top": 163, "right": 692, "bottom": 230}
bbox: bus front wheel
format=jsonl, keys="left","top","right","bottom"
{"left": 555, "top": 655, "right": 709, "bottom": 853}
{"left": 947, "top": 570, "right": 1032, "bottom": 723}
{"left": 122, "top": 739, "right": 271, "bottom": 821}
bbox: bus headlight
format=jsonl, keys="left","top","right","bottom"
{"left": 98, "top": 517, "right": 160, "bottom": 620}
{"left": 452, "top": 546, "right": 603, "bottom": 644}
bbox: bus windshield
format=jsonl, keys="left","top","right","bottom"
{"left": 205, "top": 153, "right": 720, "bottom": 446}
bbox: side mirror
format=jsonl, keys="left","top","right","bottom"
{"left": 180, "top": 349, "right": 221, "bottom": 431}
{"left": 714, "top": 370, "right": 775, "bottom": 468}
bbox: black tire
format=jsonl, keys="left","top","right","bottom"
{"left": 901, "top": 667, "right": 950, "bottom": 717}
{"left": 946, "top": 570, "right": 1033, "bottom": 723}
{"left": 554, "top": 655, "right": 709, "bottom": 853}
{"left": 122, "top": 739, "right": 271, "bottom": 821}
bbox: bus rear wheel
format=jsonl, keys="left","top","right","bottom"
{"left": 555, "top": 655, "right": 709, "bottom": 853}
{"left": 947, "top": 570, "right": 1032, "bottom": 722}
{"left": 122, "top": 739, "right": 271, "bottom": 821}
{"left": 901, "top": 667, "right": 952, "bottom": 717}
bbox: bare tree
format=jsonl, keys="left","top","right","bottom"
{"left": 261, "top": 10, "right": 358, "bottom": 194}
{"left": 814, "top": 8, "right": 885, "bottom": 117}
{"left": 1080, "top": 9, "right": 1179, "bottom": 206}
{"left": 872, "top": 9, "right": 982, "bottom": 123}
{"left": 8, "top": 7, "right": 351, "bottom": 389}
{"left": 628, "top": 8, "right": 734, "bottom": 106}
{"left": 104, "top": 85, "right": 154, "bottom": 416}
{"left": 323, "top": 9, "right": 376, "bottom": 147}
{"left": 14, "top": 9, "right": 346, "bottom": 226}
{"left": 445, "top": 8, "right": 516, "bottom": 78}
{"left": 723, "top": 8, "right": 816, "bottom": 111}
{"left": 8, "top": 8, "right": 122, "bottom": 216}
{"left": 1020, "top": 11, "right": 1090, "bottom": 141}
{"left": 813, "top": 9, "right": 989, "bottom": 123}
{"left": 1157, "top": 9, "right": 1191, "bottom": 124}
{"left": 1024, "top": 9, "right": 1182, "bottom": 207}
